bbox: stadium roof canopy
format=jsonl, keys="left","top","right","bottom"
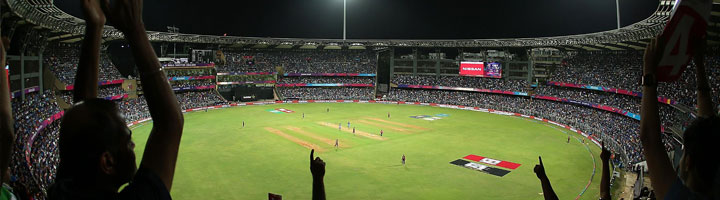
{"left": 5, "top": 0, "right": 720, "bottom": 49}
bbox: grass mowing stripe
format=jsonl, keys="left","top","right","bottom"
{"left": 264, "top": 127, "right": 325, "bottom": 151}
{"left": 285, "top": 126, "right": 350, "bottom": 148}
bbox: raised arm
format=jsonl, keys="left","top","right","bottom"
{"left": 693, "top": 41, "right": 715, "bottom": 117}
{"left": 0, "top": 34, "right": 15, "bottom": 187}
{"left": 74, "top": 0, "right": 106, "bottom": 103}
{"left": 639, "top": 38, "right": 675, "bottom": 199}
{"left": 534, "top": 156, "right": 558, "bottom": 200}
{"left": 310, "top": 149, "right": 326, "bottom": 200}
{"left": 600, "top": 142, "right": 612, "bottom": 200}
{"left": 104, "top": 0, "right": 184, "bottom": 191}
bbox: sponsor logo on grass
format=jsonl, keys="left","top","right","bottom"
{"left": 449, "top": 159, "right": 511, "bottom": 177}
{"left": 276, "top": 108, "right": 295, "bottom": 113}
{"left": 266, "top": 108, "right": 295, "bottom": 114}
{"left": 463, "top": 155, "right": 522, "bottom": 169}
{"left": 410, "top": 114, "right": 447, "bottom": 121}
{"left": 450, "top": 154, "right": 521, "bottom": 177}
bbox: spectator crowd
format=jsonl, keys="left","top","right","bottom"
{"left": 8, "top": 91, "right": 62, "bottom": 199}
{"left": 384, "top": 88, "right": 682, "bottom": 166}
{"left": 170, "top": 79, "right": 216, "bottom": 89}
{"left": 279, "top": 87, "right": 374, "bottom": 100}
{"left": 552, "top": 49, "right": 720, "bottom": 110}
{"left": 165, "top": 68, "right": 215, "bottom": 77}
{"left": 218, "top": 50, "right": 377, "bottom": 74}
{"left": 45, "top": 44, "right": 123, "bottom": 84}
{"left": 393, "top": 74, "right": 529, "bottom": 92}
{"left": 217, "top": 75, "right": 275, "bottom": 83}
{"left": 279, "top": 77, "right": 374, "bottom": 85}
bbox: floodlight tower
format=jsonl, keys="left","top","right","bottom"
{"left": 343, "top": 0, "right": 347, "bottom": 40}
{"left": 616, "top": 0, "right": 621, "bottom": 29}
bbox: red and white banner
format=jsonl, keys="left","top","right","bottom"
{"left": 459, "top": 62, "right": 485, "bottom": 77}
{"left": 656, "top": 0, "right": 712, "bottom": 82}
{"left": 463, "top": 154, "right": 522, "bottom": 169}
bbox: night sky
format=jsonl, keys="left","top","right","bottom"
{"left": 55, "top": 0, "right": 658, "bottom": 39}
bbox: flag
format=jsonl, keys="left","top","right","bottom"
{"left": 656, "top": 0, "right": 712, "bottom": 82}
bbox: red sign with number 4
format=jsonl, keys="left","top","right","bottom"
{"left": 656, "top": 0, "right": 712, "bottom": 82}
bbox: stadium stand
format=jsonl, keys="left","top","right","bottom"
{"left": 278, "top": 87, "right": 374, "bottom": 101}
{"left": 6, "top": 46, "right": 708, "bottom": 199}
{"left": 9, "top": 90, "right": 61, "bottom": 199}
{"left": 278, "top": 77, "right": 375, "bottom": 85}
{"left": 393, "top": 74, "right": 529, "bottom": 92}
{"left": 170, "top": 79, "right": 216, "bottom": 89}
{"left": 117, "top": 96, "right": 150, "bottom": 124}
{"left": 384, "top": 88, "right": 681, "bottom": 166}
{"left": 44, "top": 44, "right": 123, "bottom": 85}
{"left": 217, "top": 74, "right": 275, "bottom": 83}
{"left": 165, "top": 68, "right": 215, "bottom": 77}
{"left": 218, "top": 50, "right": 376, "bottom": 73}
{"left": 59, "top": 84, "right": 127, "bottom": 105}
{"left": 175, "top": 91, "right": 227, "bottom": 110}
{"left": 552, "top": 48, "right": 720, "bottom": 110}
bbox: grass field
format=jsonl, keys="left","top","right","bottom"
{"left": 130, "top": 103, "right": 602, "bottom": 199}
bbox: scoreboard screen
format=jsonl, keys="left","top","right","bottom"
{"left": 459, "top": 62, "right": 502, "bottom": 78}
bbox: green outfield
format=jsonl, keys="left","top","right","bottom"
{"left": 130, "top": 103, "right": 603, "bottom": 199}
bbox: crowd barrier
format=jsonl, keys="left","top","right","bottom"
{"left": 283, "top": 73, "right": 376, "bottom": 77}
{"left": 276, "top": 83, "right": 375, "bottom": 87}
{"left": 129, "top": 99, "right": 600, "bottom": 147}
{"left": 216, "top": 72, "right": 277, "bottom": 76}
{"left": 168, "top": 75, "right": 216, "bottom": 81}
{"left": 396, "top": 84, "right": 640, "bottom": 120}
{"left": 65, "top": 79, "right": 124, "bottom": 90}
{"left": 10, "top": 86, "right": 39, "bottom": 98}
{"left": 547, "top": 81, "right": 677, "bottom": 105}
{"left": 103, "top": 94, "right": 129, "bottom": 101}
{"left": 163, "top": 63, "right": 215, "bottom": 67}
{"left": 172, "top": 85, "right": 216, "bottom": 91}
{"left": 217, "top": 80, "right": 276, "bottom": 85}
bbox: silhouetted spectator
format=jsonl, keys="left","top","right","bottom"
{"left": 640, "top": 38, "right": 719, "bottom": 199}
{"left": 534, "top": 156, "right": 558, "bottom": 200}
{"left": 49, "top": 0, "right": 184, "bottom": 199}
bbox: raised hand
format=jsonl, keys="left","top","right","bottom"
{"left": 600, "top": 141, "right": 611, "bottom": 162}
{"left": 101, "top": 0, "right": 145, "bottom": 34}
{"left": 310, "top": 149, "right": 325, "bottom": 178}
{"left": 81, "top": 0, "right": 106, "bottom": 27}
{"left": 534, "top": 156, "right": 558, "bottom": 200}
{"left": 643, "top": 38, "right": 665, "bottom": 76}
{"left": 534, "top": 156, "right": 546, "bottom": 180}
{"left": 310, "top": 149, "right": 326, "bottom": 200}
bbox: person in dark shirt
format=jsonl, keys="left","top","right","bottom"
{"left": 600, "top": 142, "right": 611, "bottom": 200}
{"left": 640, "top": 38, "right": 719, "bottom": 199}
{"left": 49, "top": 0, "right": 184, "bottom": 199}
{"left": 0, "top": 23, "right": 16, "bottom": 200}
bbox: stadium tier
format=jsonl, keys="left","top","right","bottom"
{"left": 553, "top": 49, "right": 720, "bottom": 109}
{"left": 218, "top": 50, "right": 377, "bottom": 73}
{"left": 6, "top": 46, "right": 717, "bottom": 199}
{"left": 4, "top": 0, "right": 720, "bottom": 199}
{"left": 45, "top": 44, "right": 124, "bottom": 85}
